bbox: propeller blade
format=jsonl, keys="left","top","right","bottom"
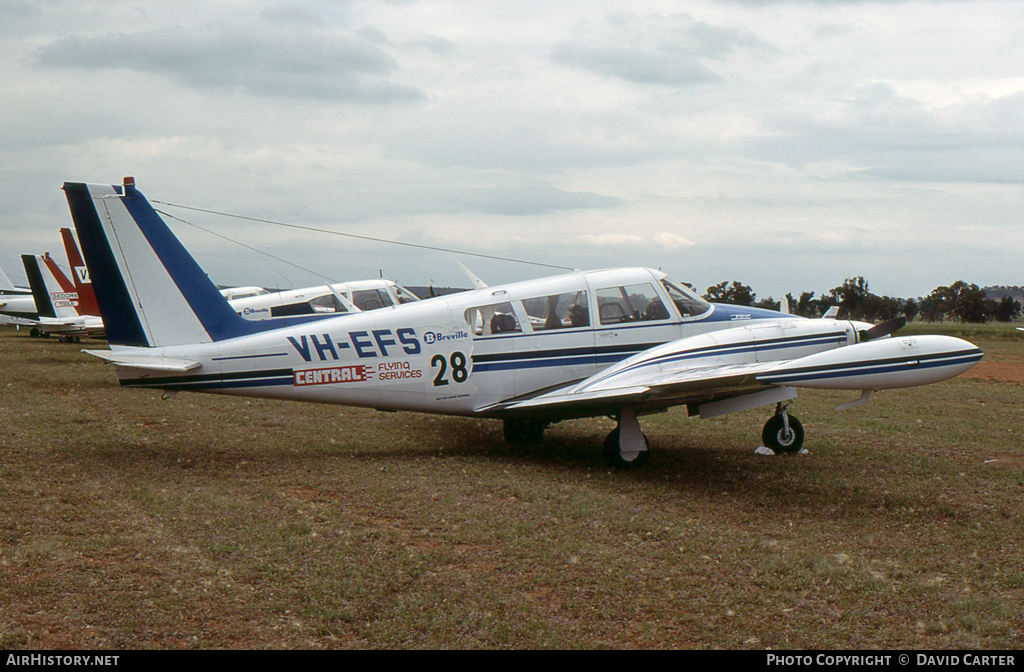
{"left": 859, "top": 316, "right": 907, "bottom": 342}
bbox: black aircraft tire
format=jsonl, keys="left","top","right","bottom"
{"left": 602, "top": 428, "right": 651, "bottom": 469}
{"left": 762, "top": 414, "right": 804, "bottom": 454}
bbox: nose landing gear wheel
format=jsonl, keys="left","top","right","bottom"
{"left": 762, "top": 413, "right": 804, "bottom": 454}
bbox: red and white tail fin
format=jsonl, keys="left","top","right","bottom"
{"left": 60, "top": 228, "right": 101, "bottom": 316}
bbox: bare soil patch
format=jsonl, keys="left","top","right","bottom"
{"left": 960, "top": 361, "right": 1024, "bottom": 384}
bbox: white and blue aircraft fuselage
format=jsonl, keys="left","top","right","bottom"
{"left": 65, "top": 178, "right": 983, "bottom": 467}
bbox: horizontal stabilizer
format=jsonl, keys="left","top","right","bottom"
{"left": 83, "top": 349, "right": 201, "bottom": 373}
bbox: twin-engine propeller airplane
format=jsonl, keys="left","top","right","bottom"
{"left": 65, "top": 177, "right": 983, "bottom": 467}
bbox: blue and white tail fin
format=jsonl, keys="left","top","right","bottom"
{"left": 22, "top": 254, "right": 58, "bottom": 319}
{"left": 63, "top": 177, "right": 316, "bottom": 348}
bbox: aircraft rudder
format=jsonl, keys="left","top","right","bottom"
{"left": 64, "top": 181, "right": 152, "bottom": 346}
{"left": 121, "top": 180, "right": 251, "bottom": 339}
{"left": 21, "top": 254, "right": 57, "bottom": 319}
{"left": 59, "top": 226, "right": 100, "bottom": 316}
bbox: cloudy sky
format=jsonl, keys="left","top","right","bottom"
{"left": 2, "top": 0, "right": 1022, "bottom": 300}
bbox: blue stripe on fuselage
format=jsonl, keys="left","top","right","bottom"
{"left": 470, "top": 331, "right": 846, "bottom": 376}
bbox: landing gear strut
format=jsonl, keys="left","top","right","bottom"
{"left": 603, "top": 407, "right": 650, "bottom": 469}
{"left": 762, "top": 402, "right": 804, "bottom": 454}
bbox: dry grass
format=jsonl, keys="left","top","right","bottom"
{"left": 1, "top": 325, "right": 1022, "bottom": 649}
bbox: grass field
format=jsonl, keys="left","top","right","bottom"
{"left": 1, "top": 324, "right": 1022, "bottom": 649}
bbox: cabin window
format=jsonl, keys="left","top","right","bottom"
{"left": 661, "top": 279, "right": 710, "bottom": 317}
{"left": 394, "top": 286, "right": 420, "bottom": 304}
{"left": 596, "top": 283, "right": 670, "bottom": 325}
{"left": 309, "top": 294, "right": 350, "bottom": 314}
{"left": 352, "top": 288, "right": 394, "bottom": 311}
{"left": 521, "top": 291, "right": 590, "bottom": 331}
{"left": 464, "top": 302, "right": 521, "bottom": 336}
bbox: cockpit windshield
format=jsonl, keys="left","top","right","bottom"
{"left": 661, "top": 278, "right": 710, "bottom": 317}
{"left": 394, "top": 285, "right": 420, "bottom": 304}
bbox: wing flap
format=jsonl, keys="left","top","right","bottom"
{"left": 487, "top": 385, "right": 652, "bottom": 413}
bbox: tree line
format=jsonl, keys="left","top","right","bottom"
{"left": 699, "top": 278, "right": 1022, "bottom": 324}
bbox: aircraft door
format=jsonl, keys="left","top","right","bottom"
{"left": 458, "top": 298, "right": 520, "bottom": 408}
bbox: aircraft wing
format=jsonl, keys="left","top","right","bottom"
{"left": 484, "top": 360, "right": 784, "bottom": 419}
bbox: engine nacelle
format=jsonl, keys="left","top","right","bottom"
{"left": 756, "top": 335, "right": 983, "bottom": 390}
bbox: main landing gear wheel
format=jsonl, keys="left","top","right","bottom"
{"left": 602, "top": 427, "right": 651, "bottom": 469}
{"left": 503, "top": 418, "right": 546, "bottom": 444}
{"left": 762, "top": 408, "right": 804, "bottom": 454}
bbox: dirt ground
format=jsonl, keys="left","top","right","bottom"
{"left": 960, "top": 361, "right": 1024, "bottom": 384}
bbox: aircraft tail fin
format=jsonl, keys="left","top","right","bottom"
{"left": 0, "top": 264, "right": 15, "bottom": 290}
{"left": 22, "top": 253, "right": 78, "bottom": 319}
{"left": 822, "top": 305, "right": 839, "bottom": 319}
{"left": 62, "top": 177, "right": 278, "bottom": 348}
{"left": 60, "top": 227, "right": 101, "bottom": 317}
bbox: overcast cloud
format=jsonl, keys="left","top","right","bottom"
{"left": 1, "top": 0, "right": 1021, "bottom": 300}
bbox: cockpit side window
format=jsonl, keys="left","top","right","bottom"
{"left": 521, "top": 291, "right": 590, "bottom": 331}
{"left": 309, "top": 293, "right": 350, "bottom": 314}
{"left": 464, "top": 302, "right": 522, "bottom": 337}
{"left": 353, "top": 288, "right": 394, "bottom": 311}
{"left": 394, "top": 286, "right": 420, "bottom": 304}
{"left": 596, "top": 283, "right": 670, "bottom": 324}
{"left": 660, "top": 279, "right": 710, "bottom": 317}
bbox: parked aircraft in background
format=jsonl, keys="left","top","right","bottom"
{"left": 226, "top": 279, "right": 419, "bottom": 321}
{"left": 218, "top": 286, "right": 266, "bottom": 301}
{"left": 0, "top": 263, "right": 37, "bottom": 325}
{"left": 59, "top": 227, "right": 101, "bottom": 318}
{"left": 21, "top": 253, "right": 104, "bottom": 340}
{"left": 65, "top": 178, "right": 983, "bottom": 467}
